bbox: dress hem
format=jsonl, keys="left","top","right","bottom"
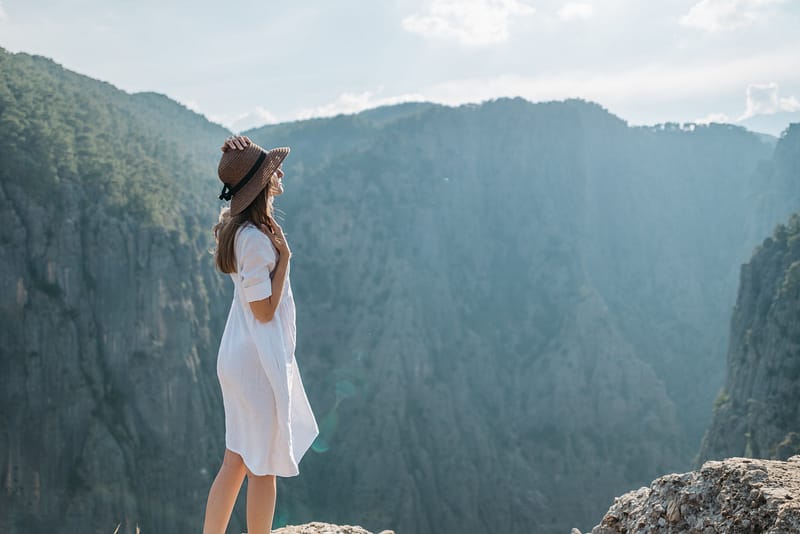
{"left": 224, "top": 442, "right": 301, "bottom": 478}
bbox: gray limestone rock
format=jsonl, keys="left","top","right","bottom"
{"left": 271, "top": 521, "right": 388, "bottom": 534}
{"left": 588, "top": 457, "right": 800, "bottom": 533}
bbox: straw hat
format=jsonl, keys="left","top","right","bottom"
{"left": 218, "top": 141, "right": 290, "bottom": 216}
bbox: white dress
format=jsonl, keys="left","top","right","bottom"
{"left": 216, "top": 221, "right": 319, "bottom": 477}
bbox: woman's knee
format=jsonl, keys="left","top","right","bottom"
{"left": 245, "top": 468, "right": 276, "bottom": 481}
{"left": 221, "top": 448, "right": 246, "bottom": 475}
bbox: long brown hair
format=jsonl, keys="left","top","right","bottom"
{"left": 212, "top": 178, "right": 276, "bottom": 274}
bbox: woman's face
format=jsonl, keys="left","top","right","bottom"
{"left": 268, "top": 166, "right": 285, "bottom": 196}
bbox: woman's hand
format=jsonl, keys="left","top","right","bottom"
{"left": 221, "top": 135, "right": 251, "bottom": 152}
{"left": 260, "top": 217, "right": 292, "bottom": 259}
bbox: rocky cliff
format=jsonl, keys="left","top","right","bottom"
{"left": 699, "top": 209, "right": 800, "bottom": 463}
{"left": 586, "top": 456, "right": 800, "bottom": 534}
{"left": 0, "top": 49, "right": 232, "bottom": 533}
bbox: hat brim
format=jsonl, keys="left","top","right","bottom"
{"left": 229, "top": 146, "right": 290, "bottom": 216}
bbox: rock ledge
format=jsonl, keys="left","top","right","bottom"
{"left": 273, "top": 521, "right": 394, "bottom": 534}
{"left": 584, "top": 456, "right": 800, "bottom": 533}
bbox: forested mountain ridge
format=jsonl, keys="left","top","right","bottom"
{"left": 0, "top": 48, "right": 232, "bottom": 533}
{"left": 1, "top": 46, "right": 796, "bottom": 534}
{"left": 246, "top": 98, "right": 787, "bottom": 532}
{"left": 247, "top": 94, "right": 780, "bottom": 447}
{"left": 0, "top": 48, "right": 227, "bottom": 231}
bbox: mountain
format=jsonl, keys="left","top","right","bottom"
{"left": 245, "top": 103, "right": 788, "bottom": 532}
{"left": 698, "top": 126, "right": 800, "bottom": 464}
{"left": 744, "top": 124, "right": 800, "bottom": 252}
{"left": 0, "top": 48, "right": 232, "bottom": 533}
{"left": 698, "top": 217, "right": 800, "bottom": 462}
{"left": 2, "top": 46, "right": 798, "bottom": 534}
{"left": 589, "top": 126, "right": 800, "bottom": 532}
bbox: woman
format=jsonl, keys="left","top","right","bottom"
{"left": 203, "top": 135, "right": 319, "bottom": 534}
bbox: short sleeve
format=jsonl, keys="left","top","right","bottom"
{"left": 236, "top": 227, "right": 276, "bottom": 302}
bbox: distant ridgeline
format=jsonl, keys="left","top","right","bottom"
{"left": 698, "top": 123, "right": 800, "bottom": 464}
{"left": 1, "top": 46, "right": 798, "bottom": 534}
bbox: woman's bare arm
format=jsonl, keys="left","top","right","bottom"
{"left": 249, "top": 217, "right": 292, "bottom": 323}
{"left": 249, "top": 254, "right": 289, "bottom": 322}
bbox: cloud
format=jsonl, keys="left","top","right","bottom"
{"left": 227, "top": 107, "right": 280, "bottom": 133}
{"left": 697, "top": 83, "right": 800, "bottom": 128}
{"left": 293, "top": 88, "right": 427, "bottom": 121}
{"left": 694, "top": 112, "right": 732, "bottom": 124}
{"left": 0, "top": 2, "right": 7, "bottom": 22}
{"left": 737, "top": 82, "right": 800, "bottom": 120}
{"left": 401, "top": 0, "right": 535, "bottom": 46}
{"left": 183, "top": 100, "right": 203, "bottom": 113}
{"left": 197, "top": 105, "right": 279, "bottom": 132}
{"left": 199, "top": 48, "right": 797, "bottom": 131}
{"left": 680, "top": 0, "right": 786, "bottom": 32}
{"left": 405, "top": 47, "right": 800, "bottom": 111}
{"left": 557, "top": 2, "right": 594, "bottom": 20}
{"left": 286, "top": 47, "right": 799, "bottom": 125}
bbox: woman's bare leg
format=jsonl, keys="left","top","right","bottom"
{"left": 246, "top": 469, "right": 277, "bottom": 534}
{"left": 202, "top": 448, "right": 247, "bottom": 534}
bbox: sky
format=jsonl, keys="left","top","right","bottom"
{"left": 1, "top": 0, "right": 799, "bottom": 135}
